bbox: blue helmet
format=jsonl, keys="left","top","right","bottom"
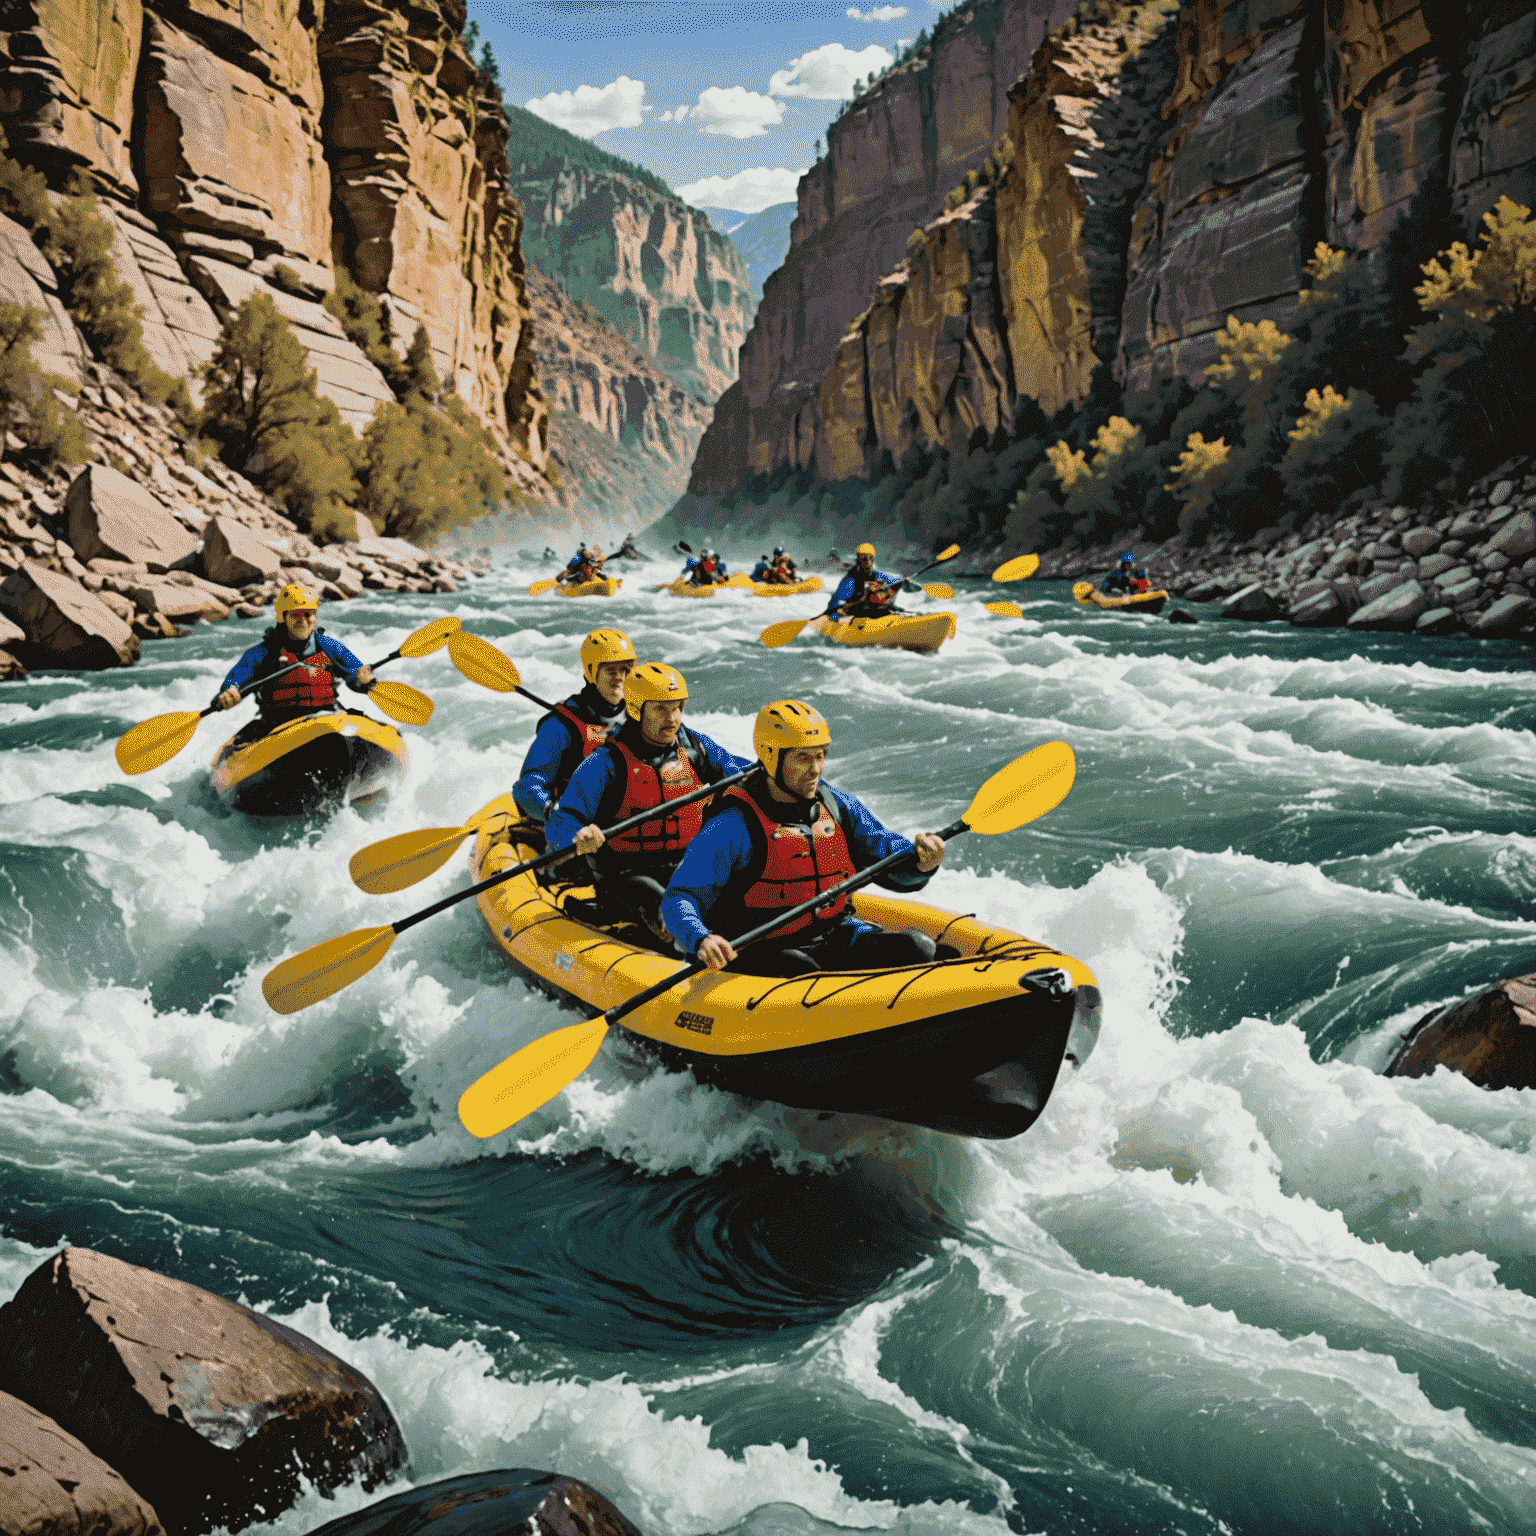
{"left": 1119, "top": 551, "right": 1135, "bottom": 565}
{"left": 773, "top": 545, "right": 785, "bottom": 556}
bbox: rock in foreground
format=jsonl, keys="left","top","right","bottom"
{"left": 1386, "top": 971, "right": 1536, "bottom": 1090}
{"left": 0, "top": 1388, "right": 164, "bottom": 1536}
{"left": 306, "top": 1470, "right": 645, "bottom": 1536}
{"left": 0, "top": 1248, "right": 406, "bottom": 1536}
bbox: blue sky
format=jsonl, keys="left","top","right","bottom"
{"left": 467, "top": 1, "right": 938, "bottom": 211}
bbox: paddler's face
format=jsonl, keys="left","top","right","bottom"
{"left": 857, "top": 553, "right": 873, "bottom": 572}
{"left": 594, "top": 659, "right": 632, "bottom": 705}
{"left": 284, "top": 609, "right": 317, "bottom": 643}
{"left": 640, "top": 699, "right": 684, "bottom": 746}
{"left": 781, "top": 745, "right": 826, "bottom": 800}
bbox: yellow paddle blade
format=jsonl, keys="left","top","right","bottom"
{"left": 369, "top": 679, "right": 434, "bottom": 727}
{"left": 992, "top": 554, "right": 1039, "bottom": 583}
{"left": 262, "top": 925, "right": 397, "bottom": 1015}
{"left": 933, "top": 543, "right": 961, "bottom": 563}
{"left": 960, "top": 739, "right": 1076, "bottom": 837}
{"left": 448, "top": 631, "right": 521, "bottom": 692}
{"left": 398, "top": 616, "right": 461, "bottom": 658}
{"left": 458, "top": 1018, "right": 611, "bottom": 1138}
{"left": 528, "top": 577, "right": 558, "bottom": 596}
{"left": 1072, "top": 581, "right": 1095, "bottom": 602}
{"left": 350, "top": 823, "right": 471, "bottom": 894}
{"left": 759, "top": 618, "right": 811, "bottom": 649}
{"left": 114, "top": 709, "right": 202, "bottom": 776}
{"left": 920, "top": 583, "right": 955, "bottom": 600}
{"left": 985, "top": 601, "right": 1023, "bottom": 618}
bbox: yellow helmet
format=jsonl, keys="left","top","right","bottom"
{"left": 754, "top": 699, "right": 831, "bottom": 780}
{"left": 275, "top": 581, "right": 318, "bottom": 621}
{"left": 623, "top": 661, "right": 687, "bottom": 721}
{"left": 580, "top": 628, "right": 637, "bottom": 685}
{"left": 855, "top": 542, "right": 876, "bottom": 558}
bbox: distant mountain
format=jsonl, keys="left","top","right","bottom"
{"left": 695, "top": 205, "right": 747, "bottom": 234}
{"left": 725, "top": 203, "right": 796, "bottom": 300}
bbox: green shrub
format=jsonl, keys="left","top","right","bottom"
{"left": 0, "top": 303, "right": 88, "bottom": 465}
{"left": 1278, "top": 385, "right": 1387, "bottom": 522}
{"left": 269, "top": 262, "right": 305, "bottom": 295}
{"left": 324, "top": 269, "right": 412, "bottom": 398}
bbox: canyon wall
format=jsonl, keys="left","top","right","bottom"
{"left": 691, "top": 0, "right": 1536, "bottom": 493}
{"left": 0, "top": 0, "right": 547, "bottom": 464}
{"left": 513, "top": 166, "right": 755, "bottom": 403}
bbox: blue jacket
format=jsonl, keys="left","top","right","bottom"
{"left": 547, "top": 723, "right": 753, "bottom": 857}
{"left": 751, "top": 560, "right": 772, "bottom": 581}
{"left": 828, "top": 567, "right": 903, "bottom": 613}
{"left": 512, "top": 687, "right": 625, "bottom": 823}
{"left": 221, "top": 630, "right": 367, "bottom": 696}
{"left": 661, "top": 783, "right": 932, "bottom": 956}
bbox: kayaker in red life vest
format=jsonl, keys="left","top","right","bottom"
{"left": 829, "top": 543, "right": 910, "bottom": 618}
{"left": 686, "top": 548, "right": 728, "bottom": 586}
{"left": 212, "top": 582, "right": 374, "bottom": 743}
{"left": 1131, "top": 567, "right": 1151, "bottom": 594}
{"left": 560, "top": 543, "right": 605, "bottom": 585}
{"left": 661, "top": 700, "right": 946, "bottom": 977}
{"left": 546, "top": 662, "right": 752, "bottom": 932}
{"left": 512, "top": 628, "right": 636, "bottom": 824}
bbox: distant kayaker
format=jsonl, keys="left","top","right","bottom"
{"left": 1101, "top": 552, "right": 1136, "bottom": 595}
{"left": 827, "top": 542, "right": 909, "bottom": 618}
{"left": 617, "top": 532, "right": 645, "bottom": 561}
{"left": 661, "top": 699, "right": 945, "bottom": 976}
{"left": 766, "top": 545, "right": 799, "bottom": 584}
{"left": 512, "top": 629, "right": 636, "bottom": 824}
{"left": 686, "top": 548, "right": 728, "bottom": 586}
{"left": 547, "top": 662, "right": 752, "bottom": 932}
{"left": 1132, "top": 566, "right": 1151, "bottom": 594}
{"left": 750, "top": 554, "right": 774, "bottom": 582}
{"left": 562, "top": 543, "right": 605, "bottom": 585}
{"left": 212, "top": 582, "right": 374, "bottom": 743}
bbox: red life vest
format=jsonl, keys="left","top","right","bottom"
{"left": 551, "top": 702, "right": 612, "bottom": 762}
{"left": 264, "top": 640, "right": 337, "bottom": 711}
{"left": 604, "top": 736, "right": 706, "bottom": 857}
{"left": 718, "top": 784, "right": 858, "bottom": 939}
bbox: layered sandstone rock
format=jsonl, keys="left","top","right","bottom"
{"left": 1386, "top": 970, "right": 1536, "bottom": 1090}
{"left": 515, "top": 167, "right": 753, "bottom": 403}
{"left": 0, "top": 559, "right": 141, "bottom": 666}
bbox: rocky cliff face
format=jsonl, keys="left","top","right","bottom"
{"left": 692, "top": 0, "right": 1536, "bottom": 493}
{"left": 0, "top": 0, "right": 547, "bottom": 463}
{"left": 514, "top": 166, "right": 755, "bottom": 402}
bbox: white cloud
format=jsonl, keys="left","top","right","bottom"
{"left": 524, "top": 76, "right": 646, "bottom": 139}
{"left": 769, "top": 42, "right": 893, "bottom": 99}
{"left": 691, "top": 85, "right": 784, "bottom": 138}
{"left": 847, "top": 5, "right": 908, "bottom": 19}
{"left": 659, "top": 105, "right": 692, "bottom": 123}
{"left": 675, "top": 166, "right": 807, "bottom": 215}
{"left": 896, "top": 37, "right": 912, "bottom": 48}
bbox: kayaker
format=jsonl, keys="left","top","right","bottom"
{"left": 687, "top": 548, "right": 728, "bottom": 586}
{"left": 212, "top": 582, "right": 374, "bottom": 743}
{"left": 562, "top": 543, "right": 605, "bottom": 585}
{"left": 512, "top": 628, "right": 636, "bottom": 824}
{"left": 1132, "top": 566, "right": 1151, "bottom": 594}
{"left": 547, "top": 662, "right": 752, "bottom": 931}
{"left": 766, "top": 545, "right": 799, "bottom": 584}
{"left": 1101, "top": 552, "right": 1136, "bottom": 595}
{"left": 750, "top": 554, "right": 774, "bottom": 582}
{"left": 661, "top": 699, "right": 945, "bottom": 976}
{"left": 618, "top": 532, "right": 644, "bottom": 560}
{"left": 827, "top": 543, "right": 909, "bottom": 618}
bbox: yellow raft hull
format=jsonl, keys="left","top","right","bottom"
{"left": 556, "top": 577, "right": 623, "bottom": 598}
{"left": 467, "top": 796, "right": 1101, "bottom": 1138}
{"left": 1073, "top": 581, "right": 1168, "bottom": 614}
{"left": 808, "top": 611, "right": 956, "bottom": 653}
{"left": 748, "top": 576, "right": 823, "bottom": 597}
{"left": 664, "top": 578, "right": 725, "bottom": 597}
{"left": 211, "top": 712, "right": 406, "bottom": 816}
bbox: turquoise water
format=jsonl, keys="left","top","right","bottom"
{"left": 2, "top": 566, "right": 1534, "bottom": 1534}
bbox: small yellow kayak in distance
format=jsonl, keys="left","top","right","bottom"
{"left": 1073, "top": 581, "right": 1168, "bottom": 614}
{"left": 748, "top": 576, "right": 823, "bottom": 597}
{"left": 556, "top": 576, "right": 623, "bottom": 598}
{"left": 211, "top": 712, "right": 407, "bottom": 816}
{"left": 808, "top": 611, "right": 956, "bottom": 653}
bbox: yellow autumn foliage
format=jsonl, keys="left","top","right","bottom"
{"left": 1204, "top": 316, "right": 1292, "bottom": 387}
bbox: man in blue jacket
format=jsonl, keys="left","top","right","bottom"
{"left": 826, "top": 542, "right": 911, "bottom": 618}
{"left": 661, "top": 699, "right": 945, "bottom": 976}
{"left": 547, "top": 662, "right": 752, "bottom": 931}
{"left": 512, "top": 628, "right": 636, "bottom": 823}
{"left": 213, "top": 582, "right": 373, "bottom": 742}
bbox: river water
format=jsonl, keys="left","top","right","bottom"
{"left": 2, "top": 559, "right": 1534, "bottom": 1535}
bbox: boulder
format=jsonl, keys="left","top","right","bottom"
{"left": 1470, "top": 592, "right": 1536, "bottom": 635}
{"left": 0, "top": 648, "right": 28, "bottom": 680}
{"left": 0, "top": 1388, "right": 164, "bottom": 1536}
{"left": 1485, "top": 509, "right": 1536, "bottom": 564}
{"left": 202, "top": 517, "right": 282, "bottom": 586}
{"left": 303, "top": 1470, "right": 645, "bottom": 1536}
{"left": 1354, "top": 569, "right": 1405, "bottom": 606}
{"left": 0, "top": 1248, "right": 407, "bottom": 1536}
{"left": 1167, "top": 607, "right": 1197, "bottom": 624}
{"left": 1489, "top": 478, "right": 1515, "bottom": 507}
{"left": 1221, "top": 583, "right": 1283, "bottom": 621}
{"left": 0, "top": 613, "right": 24, "bottom": 648}
{"left": 1184, "top": 577, "right": 1232, "bottom": 603}
{"left": 1400, "top": 526, "right": 1440, "bottom": 558}
{"left": 1386, "top": 972, "right": 1536, "bottom": 1090}
{"left": 1346, "top": 580, "right": 1430, "bottom": 632}
{"left": 1416, "top": 551, "right": 1459, "bottom": 580}
{"left": 1414, "top": 607, "right": 1459, "bottom": 634}
{"left": 121, "top": 579, "right": 219, "bottom": 623}
{"left": 338, "top": 509, "right": 379, "bottom": 542}
{"left": 65, "top": 466, "right": 199, "bottom": 573}
{"left": 0, "top": 562, "right": 140, "bottom": 667}
{"left": 1287, "top": 587, "right": 1349, "bottom": 627}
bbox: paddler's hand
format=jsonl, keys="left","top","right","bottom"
{"left": 913, "top": 833, "right": 945, "bottom": 873}
{"left": 354, "top": 664, "right": 375, "bottom": 691}
{"left": 696, "top": 934, "right": 736, "bottom": 971}
{"left": 214, "top": 686, "right": 240, "bottom": 711}
{"left": 574, "top": 823, "right": 605, "bottom": 856}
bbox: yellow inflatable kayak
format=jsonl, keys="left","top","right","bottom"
{"left": 467, "top": 798, "right": 1101, "bottom": 1138}
{"left": 1073, "top": 581, "right": 1168, "bottom": 614}
{"left": 555, "top": 576, "right": 622, "bottom": 598}
{"left": 808, "top": 611, "right": 956, "bottom": 653}
{"left": 211, "top": 712, "right": 406, "bottom": 815}
{"left": 748, "top": 576, "right": 823, "bottom": 597}
{"left": 663, "top": 578, "right": 726, "bottom": 597}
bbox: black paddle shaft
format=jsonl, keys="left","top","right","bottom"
{"left": 203, "top": 658, "right": 308, "bottom": 719}
{"left": 391, "top": 765, "right": 765, "bottom": 937}
{"left": 596, "top": 816, "right": 970, "bottom": 1029}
